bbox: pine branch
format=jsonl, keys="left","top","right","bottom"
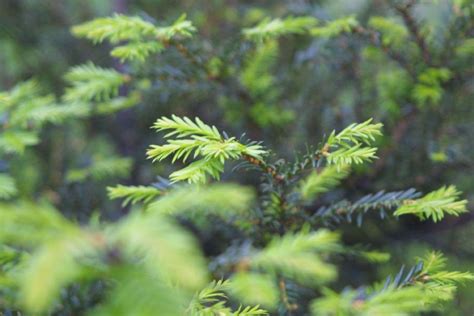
{"left": 147, "top": 116, "right": 266, "bottom": 184}
{"left": 311, "top": 251, "right": 474, "bottom": 315}
{"left": 72, "top": 14, "right": 195, "bottom": 62}
{"left": 323, "top": 119, "right": 383, "bottom": 169}
{"left": 325, "top": 119, "right": 383, "bottom": 147}
{"left": 394, "top": 1, "right": 432, "bottom": 65}
{"left": 0, "top": 174, "right": 17, "bottom": 199}
{"left": 63, "top": 63, "right": 129, "bottom": 102}
{"left": 394, "top": 185, "right": 468, "bottom": 222}
{"left": 243, "top": 16, "right": 318, "bottom": 42}
{"left": 314, "top": 188, "right": 422, "bottom": 226}
{"left": 310, "top": 16, "right": 358, "bottom": 37}
{"left": 107, "top": 184, "right": 162, "bottom": 206}
{"left": 250, "top": 230, "right": 339, "bottom": 285}
{"left": 298, "top": 165, "right": 351, "bottom": 200}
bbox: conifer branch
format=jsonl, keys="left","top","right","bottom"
{"left": 63, "top": 63, "right": 129, "bottom": 102}
{"left": 243, "top": 16, "right": 318, "bottom": 42}
{"left": 147, "top": 115, "right": 266, "bottom": 184}
{"left": 107, "top": 184, "right": 162, "bottom": 206}
{"left": 394, "top": 185, "right": 468, "bottom": 222}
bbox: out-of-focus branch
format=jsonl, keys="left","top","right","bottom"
{"left": 394, "top": 0, "right": 432, "bottom": 65}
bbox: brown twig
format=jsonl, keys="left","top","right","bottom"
{"left": 394, "top": 1, "right": 432, "bottom": 65}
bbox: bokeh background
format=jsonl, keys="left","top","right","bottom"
{"left": 1, "top": 0, "right": 473, "bottom": 314}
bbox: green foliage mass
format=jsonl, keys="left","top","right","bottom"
{"left": 0, "top": 1, "right": 473, "bottom": 315}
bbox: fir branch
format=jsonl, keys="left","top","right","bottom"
{"left": 314, "top": 188, "right": 422, "bottom": 226}
{"left": 0, "top": 174, "right": 17, "bottom": 199}
{"left": 298, "top": 165, "right": 351, "bottom": 200}
{"left": 323, "top": 119, "right": 383, "bottom": 169}
{"left": 72, "top": 14, "right": 195, "bottom": 62}
{"left": 326, "top": 145, "right": 378, "bottom": 168}
{"left": 325, "top": 119, "right": 383, "bottom": 147}
{"left": 152, "top": 115, "right": 222, "bottom": 140}
{"left": 310, "top": 16, "right": 358, "bottom": 37}
{"left": 66, "top": 157, "right": 132, "bottom": 183}
{"left": 243, "top": 16, "right": 318, "bottom": 42}
{"left": 111, "top": 41, "right": 164, "bottom": 62}
{"left": 147, "top": 116, "right": 266, "bottom": 184}
{"left": 250, "top": 230, "right": 339, "bottom": 285}
{"left": 63, "top": 63, "right": 129, "bottom": 102}
{"left": 394, "top": 185, "right": 468, "bottom": 222}
{"left": 107, "top": 184, "right": 162, "bottom": 206}
{"left": 0, "top": 131, "right": 39, "bottom": 154}
{"left": 147, "top": 184, "right": 255, "bottom": 219}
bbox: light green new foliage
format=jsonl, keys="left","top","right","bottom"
{"left": 311, "top": 251, "right": 473, "bottom": 316}
{"left": 368, "top": 17, "right": 408, "bottom": 48}
{"left": 147, "top": 115, "right": 266, "bottom": 184}
{"left": 310, "top": 16, "right": 358, "bottom": 37}
{"left": 188, "top": 280, "right": 268, "bottom": 315}
{"left": 107, "top": 184, "right": 162, "bottom": 206}
{"left": 299, "top": 165, "right": 351, "bottom": 200}
{"left": 412, "top": 67, "right": 452, "bottom": 107}
{"left": 394, "top": 185, "right": 467, "bottom": 222}
{"left": 147, "top": 184, "right": 255, "bottom": 219}
{"left": 66, "top": 157, "right": 132, "bottom": 183}
{"left": 251, "top": 230, "right": 340, "bottom": 285}
{"left": 0, "top": 174, "right": 17, "bottom": 199}
{"left": 72, "top": 14, "right": 195, "bottom": 62}
{"left": 0, "top": 198, "right": 209, "bottom": 314}
{"left": 63, "top": 63, "right": 128, "bottom": 102}
{"left": 243, "top": 16, "right": 318, "bottom": 42}
{"left": 229, "top": 273, "right": 278, "bottom": 309}
{"left": 324, "top": 119, "right": 383, "bottom": 169}
{"left": 0, "top": 80, "right": 89, "bottom": 157}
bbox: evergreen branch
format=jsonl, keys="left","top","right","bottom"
{"left": 325, "top": 145, "right": 378, "bottom": 168}
{"left": 368, "top": 16, "right": 408, "bottom": 48}
{"left": 251, "top": 230, "right": 339, "bottom": 285}
{"left": 326, "top": 119, "right": 383, "bottom": 147}
{"left": 147, "top": 184, "right": 255, "bottom": 219}
{"left": 229, "top": 273, "right": 278, "bottom": 309}
{"left": 26, "top": 103, "right": 90, "bottom": 125}
{"left": 0, "top": 201, "right": 79, "bottom": 246}
{"left": 63, "top": 63, "right": 128, "bottom": 102}
{"left": 111, "top": 41, "right": 164, "bottom": 62}
{"left": 322, "top": 119, "right": 383, "bottom": 169}
{"left": 72, "top": 14, "right": 158, "bottom": 44}
{"left": 311, "top": 251, "right": 474, "bottom": 315}
{"left": 154, "top": 14, "right": 196, "bottom": 40}
{"left": 148, "top": 116, "right": 267, "bottom": 184}
{"left": 310, "top": 16, "right": 358, "bottom": 37}
{"left": 95, "top": 93, "right": 140, "bottom": 115}
{"left": 394, "top": 185, "right": 468, "bottom": 222}
{"left": 298, "top": 165, "right": 351, "bottom": 200}
{"left": 314, "top": 188, "right": 422, "bottom": 226}
{"left": 20, "top": 235, "right": 94, "bottom": 313}
{"left": 169, "top": 158, "right": 225, "bottom": 184}
{"left": 115, "top": 213, "right": 208, "bottom": 291}
{"left": 189, "top": 279, "right": 269, "bottom": 315}
{"left": 0, "top": 131, "right": 39, "bottom": 154}
{"left": 243, "top": 16, "right": 318, "bottom": 42}
{"left": 0, "top": 174, "right": 17, "bottom": 199}
{"left": 152, "top": 115, "right": 222, "bottom": 140}
{"left": 107, "top": 184, "right": 162, "bottom": 206}
{"left": 66, "top": 157, "right": 132, "bottom": 183}
{"left": 72, "top": 14, "right": 195, "bottom": 63}
{"left": 394, "top": 2, "right": 432, "bottom": 64}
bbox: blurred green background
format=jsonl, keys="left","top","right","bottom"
{"left": 1, "top": 0, "right": 473, "bottom": 314}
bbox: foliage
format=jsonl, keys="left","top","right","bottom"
{"left": 0, "top": 2, "right": 472, "bottom": 315}
{"left": 147, "top": 115, "right": 266, "bottom": 183}
{"left": 394, "top": 185, "right": 468, "bottom": 222}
